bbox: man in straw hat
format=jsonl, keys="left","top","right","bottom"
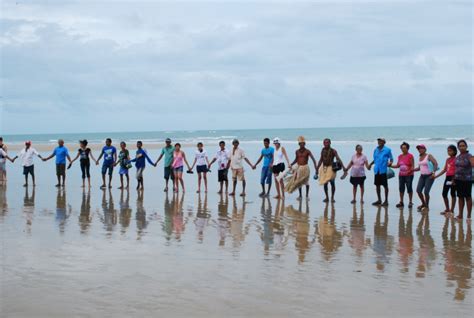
{"left": 285, "top": 136, "right": 318, "bottom": 200}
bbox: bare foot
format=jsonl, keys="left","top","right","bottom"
{"left": 240, "top": 192, "right": 246, "bottom": 197}
{"left": 229, "top": 192, "right": 235, "bottom": 196}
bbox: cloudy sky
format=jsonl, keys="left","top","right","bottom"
{"left": 0, "top": 0, "right": 472, "bottom": 134}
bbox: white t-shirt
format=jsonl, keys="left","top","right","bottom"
{"left": 19, "top": 147, "right": 39, "bottom": 167}
{"left": 195, "top": 150, "right": 208, "bottom": 166}
{"left": 215, "top": 149, "right": 230, "bottom": 170}
{"left": 230, "top": 148, "right": 246, "bottom": 170}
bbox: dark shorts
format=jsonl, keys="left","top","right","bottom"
{"left": 442, "top": 176, "right": 456, "bottom": 198}
{"left": 399, "top": 175, "right": 414, "bottom": 193}
{"left": 260, "top": 166, "right": 272, "bottom": 185}
{"left": 164, "top": 166, "right": 174, "bottom": 180}
{"left": 350, "top": 176, "right": 366, "bottom": 186}
{"left": 272, "top": 163, "right": 285, "bottom": 174}
{"left": 218, "top": 169, "right": 228, "bottom": 182}
{"left": 197, "top": 165, "right": 208, "bottom": 173}
{"left": 374, "top": 173, "right": 388, "bottom": 187}
{"left": 417, "top": 174, "right": 435, "bottom": 194}
{"left": 56, "top": 164, "right": 66, "bottom": 176}
{"left": 101, "top": 163, "right": 114, "bottom": 176}
{"left": 455, "top": 179, "right": 472, "bottom": 198}
{"left": 23, "top": 165, "right": 34, "bottom": 176}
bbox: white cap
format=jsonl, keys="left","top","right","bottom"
{"left": 273, "top": 137, "right": 281, "bottom": 144}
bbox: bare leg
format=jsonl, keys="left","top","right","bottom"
{"left": 360, "top": 185, "right": 364, "bottom": 202}
{"left": 457, "top": 197, "right": 465, "bottom": 219}
{"left": 305, "top": 185, "right": 310, "bottom": 198}
{"left": 203, "top": 173, "right": 208, "bottom": 192}
{"left": 241, "top": 180, "right": 246, "bottom": 196}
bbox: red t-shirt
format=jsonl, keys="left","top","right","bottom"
{"left": 397, "top": 153, "right": 414, "bottom": 176}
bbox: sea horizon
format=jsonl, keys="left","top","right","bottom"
{"left": 1, "top": 124, "right": 472, "bottom": 146}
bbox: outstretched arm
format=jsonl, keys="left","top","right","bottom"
{"left": 155, "top": 153, "right": 164, "bottom": 165}
{"left": 309, "top": 151, "right": 318, "bottom": 171}
{"left": 183, "top": 152, "right": 191, "bottom": 170}
{"left": 190, "top": 157, "right": 197, "bottom": 170}
{"left": 254, "top": 154, "right": 263, "bottom": 168}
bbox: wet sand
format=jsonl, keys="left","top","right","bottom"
{"left": 0, "top": 143, "right": 471, "bottom": 317}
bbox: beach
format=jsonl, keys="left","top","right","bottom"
{"left": 0, "top": 131, "right": 472, "bottom": 317}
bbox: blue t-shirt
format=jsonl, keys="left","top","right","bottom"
{"left": 131, "top": 148, "right": 154, "bottom": 169}
{"left": 53, "top": 146, "right": 69, "bottom": 165}
{"left": 261, "top": 147, "right": 275, "bottom": 167}
{"left": 102, "top": 146, "right": 117, "bottom": 165}
{"left": 373, "top": 146, "right": 393, "bottom": 174}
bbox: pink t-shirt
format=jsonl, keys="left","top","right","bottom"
{"left": 350, "top": 154, "right": 368, "bottom": 177}
{"left": 446, "top": 157, "right": 456, "bottom": 177}
{"left": 397, "top": 153, "right": 414, "bottom": 176}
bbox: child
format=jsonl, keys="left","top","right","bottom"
{"left": 434, "top": 145, "right": 457, "bottom": 214}
{"left": 172, "top": 143, "right": 191, "bottom": 193}
{"left": 69, "top": 140, "right": 96, "bottom": 188}
{"left": 253, "top": 138, "right": 275, "bottom": 197}
{"left": 344, "top": 144, "right": 370, "bottom": 204}
{"left": 190, "top": 142, "right": 210, "bottom": 193}
{"left": 208, "top": 141, "right": 230, "bottom": 194}
{"left": 115, "top": 141, "right": 131, "bottom": 189}
{"left": 96, "top": 138, "right": 117, "bottom": 189}
{"left": 130, "top": 141, "right": 155, "bottom": 191}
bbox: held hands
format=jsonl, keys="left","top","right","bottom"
{"left": 95, "top": 160, "right": 99, "bottom": 166}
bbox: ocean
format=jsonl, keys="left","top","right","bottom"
{"left": 2, "top": 125, "right": 472, "bottom": 146}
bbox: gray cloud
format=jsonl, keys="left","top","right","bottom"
{"left": 0, "top": 0, "right": 472, "bottom": 134}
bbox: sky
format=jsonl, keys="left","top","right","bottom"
{"left": 0, "top": 0, "right": 472, "bottom": 135}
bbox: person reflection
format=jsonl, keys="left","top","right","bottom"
{"left": 136, "top": 189, "right": 148, "bottom": 240}
{"left": 55, "top": 188, "right": 71, "bottom": 234}
{"left": 286, "top": 200, "right": 311, "bottom": 264}
{"left": 163, "top": 193, "right": 174, "bottom": 242}
{"left": 442, "top": 218, "right": 472, "bottom": 301}
{"left": 258, "top": 197, "right": 273, "bottom": 255}
{"left": 101, "top": 189, "right": 117, "bottom": 236}
{"left": 119, "top": 189, "right": 132, "bottom": 235}
{"left": 195, "top": 193, "right": 210, "bottom": 242}
{"left": 79, "top": 189, "right": 92, "bottom": 234}
{"left": 315, "top": 203, "right": 343, "bottom": 263}
{"left": 215, "top": 193, "right": 230, "bottom": 246}
{"left": 169, "top": 193, "right": 186, "bottom": 241}
{"left": 398, "top": 209, "right": 414, "bottom": 273}
{"left": 272, "top": 199, "right": 288, "bottom": 254}
{"left": 230, "top": 196, "right": 249, "bottom": 249}
{"left": 349, "top": 204, "right": 369, "bottom": 262}
{"left": 0, "top": 185, "right": 8, "bottom": 219}
{"left": 23, "top": 186, "right": 35, "bottom": 234}
{"left": 373, "top": 206, "right": 394, "bottom": 272}
{"left": 416, "top": 213, "right": 436, "bottom": 278}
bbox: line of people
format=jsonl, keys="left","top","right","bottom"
{"left": 0, "top": 136, "right": 472, "bottom": 220}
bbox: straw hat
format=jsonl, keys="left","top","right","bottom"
{"left": 297, "top": 136, "right": 306, "bottom": 143}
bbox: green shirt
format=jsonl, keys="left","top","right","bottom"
{"left": 161, "top": 146, "right": 174, "bottom": 167}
